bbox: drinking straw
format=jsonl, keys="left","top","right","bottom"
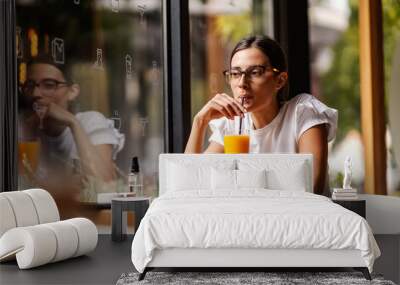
{"left": 238, "top": 97, "right": 245, "bottom": 135}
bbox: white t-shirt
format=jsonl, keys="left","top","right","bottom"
{"left": 40, "top": 111, "right": 125, "bottom": 162}
{"left": 209, "top": 93, "right": 338, "bottom": 153}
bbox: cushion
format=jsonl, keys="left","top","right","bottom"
{"left": 211, "top": 168, "right": 236, "bottom": 190}
{"left": 166, "top": 159, "right": 235, "bottom": 192}
{"left": 211, "top": 168, "right": 267, "bottom": 190}
{"left": 159, "top": 154, "right": 313, "bottom": 194}
{"left": 238, "top": 159, "right": 309, "bottom": 191}
{"left": 267, "top": 167, "right": 307, "bottom": 191}
{"left": 237, "top": 169, "right": 267, "bottom": 189}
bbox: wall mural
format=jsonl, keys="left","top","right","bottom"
{"left": 16, "top": 0, "right": 164, "bottom": 223}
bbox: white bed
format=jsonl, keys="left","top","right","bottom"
{"left": 131, "top": 154, "right": 380, "bottom": 280}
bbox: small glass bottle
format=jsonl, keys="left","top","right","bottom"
{"left": 128, "top": 157, "right": 143, "bottom": 196}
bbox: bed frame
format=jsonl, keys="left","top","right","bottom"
{"left": 148, "top": 248, "right": 366, "bottom": 268}
{"left": 138, "top": 154, "right": 372, "bottom": 281}
{"left": 140, "top": 248, "right": 370, "bottom": 280}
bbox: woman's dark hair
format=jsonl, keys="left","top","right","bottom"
{"left": 26, "top": 54, "right": 74, "bottom": 84}
{"left": 230, "top": 35, "right": 289, "bottom": 103}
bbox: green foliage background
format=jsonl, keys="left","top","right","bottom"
{"left": 321, "top": 0, "right": 400, "bottom": 142}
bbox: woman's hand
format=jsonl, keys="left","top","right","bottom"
{"left": 45, "top": 103, "right": 77, "bottom": 127}
{"left": 33, "top": 99, "right": 77, "bottom": 127}
{"left": 185, "top": 93, "right": 245, "bottom": 154}
{"left": 196, "top": 93, "right": 247, "bottom": 123}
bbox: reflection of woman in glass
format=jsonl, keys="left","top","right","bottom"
{"left": 19, "top": 55, "right": 125, "bottom": 190}
{"left": 185, "top": 35, "right": 337, "bottom": 194}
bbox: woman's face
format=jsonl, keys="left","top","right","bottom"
{"left": 24, "top": 63, "right": 72, "bottom": 109}
{"left": 229, "top": 47, "right": 284, "bottom": 112}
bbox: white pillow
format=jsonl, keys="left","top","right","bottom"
{"left": 167, "top": 160, "right": 235, "bottom": 192}
{"left": 238, "top": 159, "right": 309, "bottom": 191}
{"left": 265, "top": 164, "right": 307, "bottom": 191}
{"left": 211, "top": 168, "right": 267, "bottom": 190}
{"left": 211, "top": 168, "right": 236, "bottom": 190}
{"left": 237, "top": 169, "right": 267, "bottom": 189}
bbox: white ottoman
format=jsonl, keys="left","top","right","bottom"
{"left": 0, "top": 189, "right": 98, "bottom": 269}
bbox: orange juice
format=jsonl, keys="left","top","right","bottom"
{"left": 18, "top": 141, "right": 40, "bottom": 174}
{"left": 224, "top": 135, "right": 250, "bottom": 154}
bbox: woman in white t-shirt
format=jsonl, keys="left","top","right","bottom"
{"left": 185, "top": 35, "right": 337, "bottom": 194}
{"left": 19, "top": 56, "right": 125, "bottom": 186}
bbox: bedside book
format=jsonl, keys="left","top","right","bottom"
{"left": 332, "top": 188, "right": 357, "bottom": 193}
{"left": 332, "top": 195, "right": 359, "bottom": 200}
{"left": 332, "top": 188, "right": 358, "bottom": 200}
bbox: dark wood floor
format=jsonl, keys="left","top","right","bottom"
{"left": 1, "top": 234, "right": 397, "bottom": 284}
{"left": 0, "top": 235, "right": 134, "bottom": 285}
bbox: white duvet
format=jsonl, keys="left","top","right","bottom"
{"left": 131, "top": 190, "right": 380, "bottom": 273}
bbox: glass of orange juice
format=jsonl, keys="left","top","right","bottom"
{"left": 18, "top": 140, "right": 41, "bottom": 174}
{"left": 224, "top": 135, "right": 249, "bottom": 153}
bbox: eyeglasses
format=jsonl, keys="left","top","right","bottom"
{"left": 222, "top": 65, "right": 280, "bottom": 84}
{"left": 21, "top": 79, "right": 69, "bottom": 95}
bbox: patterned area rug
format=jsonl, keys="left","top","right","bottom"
{"left": 116, "top": 271, "right": 396, "bottom": 285}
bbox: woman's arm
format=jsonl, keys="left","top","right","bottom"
{"left": 184, "top": 115, "right": 225, "bottom": 153}
{"left": 298, "top": 124, "right": 328, "bottom": 195}
{"left": 69, "top": 119, "right": 116, "bottom": 182}
{"left": 185, "top": 115, "right": 209, "bottom": 153}
{"left": 42, "top": 102, "right": 117, "bottom": 182}
{"left": 184, "top": 93, "right": 245, "bottom": 153}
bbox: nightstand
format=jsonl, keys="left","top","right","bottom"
{"left": 332, "top": 199, "right": 366, "bottom": 218}
{"left": 111, "top": 197, "right": 151, "bottom": 242}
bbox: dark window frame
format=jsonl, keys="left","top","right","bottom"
{"left": 163, "top": 0, "right": 192, "bottom": 153}
{"left": 274, "top": 0, "right": 311, "bottom": 99}
{"left": 0, "top": 0, "right": 18, "bottom": 192}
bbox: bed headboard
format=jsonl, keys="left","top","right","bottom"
{"left": 159, "top": 154, "right": 313, "bottom": 196}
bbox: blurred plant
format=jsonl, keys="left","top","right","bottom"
{"left": 214, "top": 14, "right": 252, "bottom": 45}
{"left": 333, "top": 171, "right": 344, "bottom": 188}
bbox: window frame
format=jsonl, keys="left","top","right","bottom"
{"left": 163, "top": 0, "right": 192, "bottom": 153}
{"left": 0, "top": 0, "right": 18, "bottom": 192}
{"left": 273, "top": 0, "right": 311, "bottom": 99}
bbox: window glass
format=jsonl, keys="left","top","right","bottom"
{"left": 16, "top": 0, "right": 164, "bottom": 224}
{"left": 383, "top": 0, "right": 400, "bottom": 196}
{"left": 189, "top": 0, "right": 274, "bottom": 128}
{"left": 309, "top": 0, "right": 365, "bottom": 191}
{"left": 310, "top": 0, "right": 400, "bottom": 196}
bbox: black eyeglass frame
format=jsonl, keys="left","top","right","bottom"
{"left": 20, "top": 79, "right": 70, "bottom": 95}
{"left": 222, "top": 65, "right": 280, "bottom": 84}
